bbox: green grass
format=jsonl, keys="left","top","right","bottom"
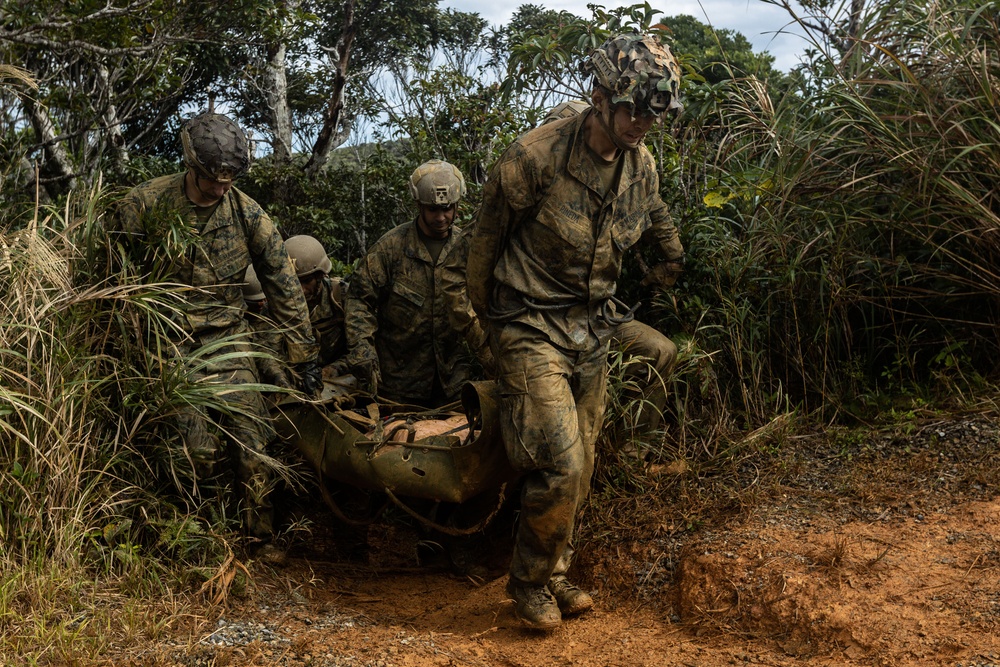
{"left": 0, "top": 186, "right": 260, "bottom": 663}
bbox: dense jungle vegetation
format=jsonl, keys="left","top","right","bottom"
{"left": 2, "top": 0, "right": 1000, "bottom": 663}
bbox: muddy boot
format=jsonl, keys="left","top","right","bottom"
{"left": 505, "top": 578, "right": 561, "bottom": 631}
{"left": 547, "top": 575, "right": 593, "bottom": 616}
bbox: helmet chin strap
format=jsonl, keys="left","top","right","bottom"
{"left": 593, "top": 102, "right": 638, "bottom": 153}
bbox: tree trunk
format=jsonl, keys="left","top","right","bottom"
{"left": 21, "top": 93, "right": 77, "bottom": 198}
{"left": 266, "top": 41, "right": 294, "bottom": 163}
{"left": 265, "top": 0, "right": 298, "bottom": 164}
{"left": 847, "top": 0, "right": 865, "bottom": 42}
{"left": 96, "top": 63, "right": 130, "bottom": 170}
{"left": 305, "top": 0, "right": 356, "bottom": 178}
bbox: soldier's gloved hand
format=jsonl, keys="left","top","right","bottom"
{"left": 640, "top": 256, "right": 685, "bottom": 289}
{"left": 296, "top": 361, "right": 323, "bottom": 396}
{"left": 322, "top": 359, "right": 351, "bottom": 382}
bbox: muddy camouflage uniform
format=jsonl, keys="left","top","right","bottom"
{"left": 247, "top": 305, "right": 294, "bottom": 388}
{"left": 116, "top": 172, "right": 318, "bottom": 538}
{"left": 245, "top": 279, "right": 345, "bottom": 386}
{"left": 541, "top": 101, "right": 679, "bottom": 434}
{"left": 311, "top": 275, "right": 348, "bottom": 369}
{"left": 445, "top": 232, "right": 678, "bottom": 426}
{"left": 441, "top": 224, "right": 495, "bottom": 376}
{"left": 346, "top": 221, "right": 475, "bottom": 405}
{"left": 467, "top": 108, "right": 684, "bottom": 587}
{"left": 613, "top": 319, "right": 677, "bottom": 432}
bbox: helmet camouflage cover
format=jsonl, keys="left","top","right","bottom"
{"left": 285, "top": 235, "right": 332, "bottom": 277}
{"left": 409, "top": 159, "right": 467, "bottom": 206}
{"left": 180, "top": 112, "right": 250, "bottom": 183}
{"left": 582, "top": 33, "right": 683, "bottom": 115}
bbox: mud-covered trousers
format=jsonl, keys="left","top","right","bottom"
{"left": 612, "top": 319, "right": 678, "bottom": 432}
{"left": 169, "top": 322, "right": 277, "bottom": 540}
{"left": 493, "top": 321, "right": 609, "bottom": 586}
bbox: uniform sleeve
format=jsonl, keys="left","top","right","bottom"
{"left": 344, "top": 244, "right": 384, "bottom": 374}
{"left": 317, "top": 277, "right": 349, "bottom": 367}
{"left": 441, "top": 226, "right": 495, "bottom": 373}
{"left": 467, "top": 146, "right": 534, "bottom": 322}
{"left": 643, "top": 169, "right": 684, "bottom": 262}
{"left": 114, "top": 195, "right": 145, "bottom": 237}
{"left": 251, "top": 315, "right": 293, "bottom": 388}
{"left": 241, "top": 197, "right": 318, "bottom": 364}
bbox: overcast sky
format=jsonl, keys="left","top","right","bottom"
{"left": 441, "top": 0, "right": 809, "bottom": 72}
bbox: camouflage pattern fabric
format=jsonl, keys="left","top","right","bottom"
{"left": 447, "top": 232, "right": 675, "bottom": 418}
{"left": 311, "top": 275, "right": 348, "bottom": 370}
{"left": 494, "top": 322, "right": 607, "bottom": 586}
{"left": 467, "top": 109, "right": 684, "bottom": 588}
{"left": 440, "top": 224, "right": 495, "bottom": 377}
{"left": 246, "top": 304, "right": 293, "bottom": 389}
{"left": 167, "top": 321, "right": 279, "bottom": 539}
{"left": 181, "top": 112, "right": 250, "bottom": 182}
{"left": 612, "top": 319, "right": 678, "bottom": 432}
{"left": 582, "top": 33, "right": 683, "bottom": 114}
{"left": 467, "top": 109, "right": 684, "bottom": 351}
{"left": 245, "top": 276, "right": 346, "bottom": 382}
{"left": 115, "top": 171, "right": 318, "bottom": 539}
{"left": 345, "top": 220, "right": 475, "bottom": 405}
{"left": 116, "top": 172, "right": 317, "bottom": 363}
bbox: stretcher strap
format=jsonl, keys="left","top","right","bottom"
{"left": 382, "top": 484, "right": 507, "bottom": 536}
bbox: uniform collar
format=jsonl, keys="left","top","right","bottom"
{"left": 402, "top": 218, "right": 458, "bottom": 265}
{"left": 566, "top": 109, "right": 647, "bottom": 200}
{"left": 170, "top": 171, "right": 235, "bottom": 234}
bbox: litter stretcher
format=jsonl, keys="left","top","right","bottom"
{"left": 272, "top": 379, "right": 518, "bottom": 531}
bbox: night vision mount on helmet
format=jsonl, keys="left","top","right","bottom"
{"left": 409, "top": 159, "right": 466, "bottom": 207}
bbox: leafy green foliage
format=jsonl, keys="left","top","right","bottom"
{"left": 0, "top": 183, "right": 273, "bottom": 665}
{"left": 662, "top": 0, "right": 1000, "bottom": 426}
{"left": 241, "top": 148, "right": 410, "bottom": 265}
{"left": 665, "top": 14, "right": 784, "bottom": 86}
{"left": 498, "top": 3, "right": 782, "bottom": 110}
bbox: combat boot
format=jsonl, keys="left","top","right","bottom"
{"left": 505, "top": 578, "right": 561, "bottom": 630}
{"left": 547, "top": 575, "right": 593, "bottom": 615}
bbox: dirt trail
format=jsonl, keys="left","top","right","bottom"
{"left": 125, "top": 415, "right": 1000, "bottom": 667}
{"left": 142, "top": 493, "right": 1000, "bottom": 667}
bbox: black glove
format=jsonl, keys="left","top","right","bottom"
{"left": 296, "top": 361, "right": 323, "bottom": 396}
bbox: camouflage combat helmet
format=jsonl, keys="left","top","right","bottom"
{"left": 286, "top": 235, "right": 332, "bottom": 277}
{"left": 582, "top": 33, "right": 683, "bottom": 116}
{"left": 180, "top": 112, "right": 251, "bottom": 183}
{"left": 242, "top": 265, "right": 265, "bottom": 302}
{"left": 542, "top": 99, "right": 591, "bottom": 125}
{"left": 409, "top": 159, "right": 466, "bottom": 206}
